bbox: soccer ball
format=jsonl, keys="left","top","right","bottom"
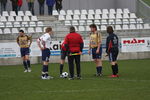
{"left": 62, "top": 72, "right": 68, "bottom": 78}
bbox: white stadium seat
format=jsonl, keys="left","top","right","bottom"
{"left": 78, "top": 26, "right": 85, "bottom": 31}
{"left": 4, "top": 28, "right": 11, "bottom": 34}
{"left": 25, "top": 11, "right": 32, "bottom": 16}
{"left": 116, "top": 13, "right": 122, "bottom": 19}
{"left": 22, "top": 22, "right": 29, "bottom": 27}
{"left": 144, "top": 24, "right": 150, "bottom": 29}
{"left": 94, "top": 20, "right": 100, "bottom": 25}
{"left": 16, "top": 16, "right": 23, "bottom": 22}
{"left": 10, "top": 11, "right": 17, "bottom": 16}
{"left": 115, "top": 25, "right": 122, "bottom": 30}
{"left": 102, "top": 14, "right": 108, "bottom": 19}
{"left": 64, "top": 20, "right": 71, "bottom": 26}
{"left": 73, "top": 15, "right": 80, "bottom": 20}
{"left": 31, "top": 16, "right": 38, "bottom": 21}
{"left": 87, "top": 14, "right": 94, "bottom": 20}
{"left": 8, "top": 16, "right": 15, "bottom": 22}
{"left": 29, "top": 22, "right": 36, "bottom": 27}
{"left": 2, "top": 11, "right": 9, "bottom": 16}
{"left": 110, "top": 9, "right": 116, "bottom": 14}
{"left": 101, "top": 19, "right": 108, "bottom": 25}
{"left": 28, "top": 27, "right": 35, "bottom": 33}
{"left": 74, "top": 10, "right": 81, "bottom": 15}
{"left": 115, "top": 19, "right": 122, "bottom": 24}
{"left": 66, "top": 15, "right": 72, "bottom": 20}
{"left": 86, "top": 26, "right": 90, "bottom": 31}
{"left": 102, "top": 9, "right": 109, "bottom": 14}
{"left": 53, "top": 10, "right": 59, "bottom": 16}
{"left": 88, "top": 9, "right": 95, "bottom": 15}
{"left": 18, "top": 11, "right": 24, "bottom": 16}
{"left": 116, "top": 8, "right": 123, "bottom": 14}
{"left": 37, "top": 21, "right": 44, "bottom": 27}
{"left": 79, "top": 20, "right": 86, "bottom": 25}
{"left": 14, "top": 22, "right": 21, "bottom": 27}
{"left": 12, "top": 28, "right": 19, "bottom": 34}
{"left": 129, "top": 19, "right": 136, "bottom": 24}
{"left": 60, "top": 10, "right": 66, "bottom": 15}
{"left": 67, "top": 10, "right": 73, "bottom": 15}
{"left": 58, "top": 15, "right": 65, "bottom": 21}
{"left": 109, "top": 13, "right": 115, "bottom": 19}
{"left": 86, "top": 20, "right": 93, "bottom": 25}
{"left": 100, "top": 25, "right": 107, "bottom": 31}
{"left": 0, "top": 22, "right": 5, "bottom": 28}
{"left": 72, "top": 20, "right": 79, "bottom": 26}
{"left": 108, "top": 19, "right": 115, "bottom": 25}
{"left": 123, "top": 13, "right": 129, "bottom": 19}
{"left": 129, "top": 24, "right": 136, "bottom": 30}
{"left": 0, "top": 16, "right": 7, "bottom": 22}
{"left": 94, "top": 14, "right": 101, "bottom": 19}
{"left": 136, "top": 24, "right": 143, "bottom": 29}
{"left": 137, "top": 18, "right": 143, "bottom": 24}
{"left": 122, "top": 25, "right": 129, "bottom": 30}
{"left": 23, "top": 16, "right": 30, "bottom": 21}
{"left": 81, "top": 9, "right": 87, "bottom": 15}
{"left": 123, "top": 19, "right": 129, "bottom": 24}
{"left": 80, "top": 14, "right": 87, "bottom": 20}
{"left": 95, "top": 9, "right": 102, "bottom": 14}
{"left": 123, "top": 8, "right": 130, "bottom": 14}
{"left": 35, "top": 27, "right": 43, "bottom": 33}
{"left": 6, "top": 22, "right": 13, "bottom": 27}
{"left": 130, "top": 13, "right": 137, "bottom": 18}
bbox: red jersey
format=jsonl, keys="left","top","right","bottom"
{"left": 64, "top": 32, "right": 83, "bottom": 53}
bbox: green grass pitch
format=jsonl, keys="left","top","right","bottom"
{"left": 0, "top": 59, "right": 150, "bottom": 100}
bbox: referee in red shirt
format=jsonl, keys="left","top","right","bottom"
{"left": 64, "top": 26, "right": 84, "bottom": 80}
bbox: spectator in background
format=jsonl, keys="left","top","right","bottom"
{"left": 46, "top": 0, "right": 55, "bottom": 15}
{"left": 10, "top": 0, "right": 18, "bottom": 14}
{"left": 0, "top": 0, "right": 7, "bottom": 14}
{"left": 26, "top": 0, "right": 35, "bottom": 15}
{"left": 38, "top": 0, "right": 45, "bottom": 15}
{"left": 55, "top": 0, "right": 62, "bottom": 13}
{"left": 18, "top": 0, "right": 23, "bottom": 11}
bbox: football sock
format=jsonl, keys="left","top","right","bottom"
{"left": 96, "top": 66, "right": 102, "bottom": 74}
{"left": 23, "top": 61, "right": 27, "bottom": 70}
{"left": 111, "top": 65, "right": 116, "bottom": 75}
{"left": 60, "top": 64, "right": 64, "bottom": 74}
{"left": 115, "top": 64, "right": 119, "bottom": 74}
{"left": 27, "top": 60, "right": 31, "bottom": 68}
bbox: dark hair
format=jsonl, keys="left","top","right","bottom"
{"left": 70, "top": 26, "right": 76, "bottom": 33}
{"left": 19, "top": 30, "right": 24, "bottom": 33}
{"left": 107, "top": 26, "right": 114, "bottom": 34}
{"left": 89, "top": 24, "right": 97, "bottom": 30}
{"left": 45, "top": 27, "right": 52, "bottom": 33}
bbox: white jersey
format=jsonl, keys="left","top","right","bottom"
{"left": 38, "top": 33, "right": 51, "bottom": 48}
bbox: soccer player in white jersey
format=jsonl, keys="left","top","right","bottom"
{"left": 37, "top": 27, "right": 53, "bottom": 79}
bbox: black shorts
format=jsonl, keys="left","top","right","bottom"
{"left": 42, "top": 48, "right": 51, "bottom": 62}
{"left": 92, "top": 47, "right": 102, "bottom": 59}
{"left": 20, "top": 48, "right": 30, "bottom": 57}
{"left": 61, "top": 51, "right": 67, "bottom": 60}
{"left": 109, "top": 50, "right": 118, "bottom": 62}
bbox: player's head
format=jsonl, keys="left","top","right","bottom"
{"left": 89, "top": 24, "right": 97, "bottom": 32}
{"left": 19, "top": 30, "right": 24, "bottom": 36}
{"left": 69, "top": 26, "right": 76, "bottom": 33}
{"left": 107, "top": 26, "right": 114, "bottom": 34}
{"left": 45, "top": 27, "right": 53, "bottom": 34}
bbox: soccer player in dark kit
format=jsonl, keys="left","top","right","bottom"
{"left": 106, "top": 26, "right": 119, "bottom": 78}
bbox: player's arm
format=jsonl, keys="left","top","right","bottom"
{"left": 88, "top": 34, "right": 91, "bottom": 55}
{"left": 64, "top": 36, "right": 69, "bottom": 52}
{"left": 16, "top": 37, "right": 20, "bottom": 47}
{"left": 28, "top": 36, "right": 32, "bottom": 47}
{"left": 96, "top": 33, "right": 102, "bottom": 53}
{"left": 106, "top": 37, "right": 109, "bottom": 54}
{"left": 80, "top": 36, "right": 84, "bottom": 53}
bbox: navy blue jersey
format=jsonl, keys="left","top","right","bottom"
{"left": 106, "top": 33, "right": 119, "bottom": 54}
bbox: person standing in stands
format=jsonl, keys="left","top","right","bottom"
{"left": 0, "top": 0, "right": 7, "bottom": 14}
{"left": 55, "top": 0, "right": 62, "bottom": 13}
{"left": 64, "top": 26, "right": 84, "bottom": 80}
{"left": 10, "top": 0, "right": 18, "bottom": 14}
{"left": 46, "top": 0, "right": 55, "bottom": 15}
{"left": 26, "top": 0, "right": 35, "bottom": 15}
{"left": 38, "top": 0, "right": 45, "bottom": 15}
{"left": 18, "top": 0, "right": 23, "bottom": 11}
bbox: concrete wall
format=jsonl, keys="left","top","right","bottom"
{"left": 1, "top": 0, "right": 136, "bottom": 15}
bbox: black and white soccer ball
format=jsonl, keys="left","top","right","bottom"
{"left": 62, "top": 72, "right": 68, "bottom": 78}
